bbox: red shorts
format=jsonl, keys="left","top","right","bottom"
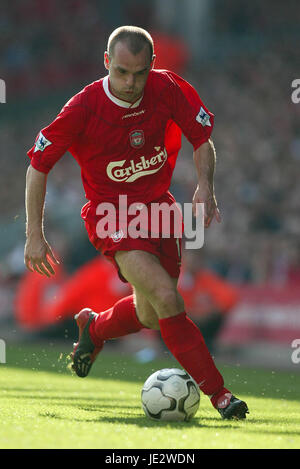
{"left": 81, "top": 192, "right": 183, "bottom": 282}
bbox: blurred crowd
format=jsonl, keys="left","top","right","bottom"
{"left": 1, "top": 0, "right": 300, "bottom": 327}
{"left": 174, "top": 41, "right": 300, "bottom": 287}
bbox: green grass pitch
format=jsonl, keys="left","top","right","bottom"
{"left": 0, "top": 343, "right": 299, "bottom": 449}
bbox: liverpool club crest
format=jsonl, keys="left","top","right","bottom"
{"left": 129, "top": 130, "right": 145, "bottom": 149}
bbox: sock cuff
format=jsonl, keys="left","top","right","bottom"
{"left": 158, "top": 311, "right": 186, "bottom": 327}
{"left": 114, "top": 294, "right": 144, "bottom": 330}
{"left": 89, "top": 294, "right": 143, "bottom": 344}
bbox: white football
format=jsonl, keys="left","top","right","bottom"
{"left": 141, "top": 368, "right": 200, "bottom": 421}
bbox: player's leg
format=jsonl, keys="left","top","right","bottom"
{"left": 115, "top": 250, "right": 224, "bottom": 393}
{"left": 132, "top": 276, "right": 182, "bottom": 330}
{"left": 133, "top": 286, "right": 159, "bottom": 330}
{"left": 115, "top": 250, "right": 184, "bottom": 319}
{"left": 86, "top": 269, "right": 180, "bottom": 340}
{"left": 115, "top": 249, "right": 249, "bottom": 419}
{"left": 70, "top": 255, "right": 162, "bottom": 377}
{"left": 71, "top": 249, "right": 182, "bottom": 377}
{"left": 71, "top": 292, "right": 148, "bottom": 377}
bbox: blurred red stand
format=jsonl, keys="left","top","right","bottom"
{"left": 15, "top": 256, "right": 130, "bottom": 330}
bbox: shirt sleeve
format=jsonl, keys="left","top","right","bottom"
{"left": 168, "top": 71, "right": 214, "bottom": 150}
{"left": 27, "top": 93, "right": 88, "bottom": 174}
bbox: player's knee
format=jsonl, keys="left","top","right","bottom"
{"left": 152, "top": 287, "right": 182, "bottom": 318}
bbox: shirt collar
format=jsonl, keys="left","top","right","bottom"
{"left": 103, "top": 76, "right": 143, "bottom": 109}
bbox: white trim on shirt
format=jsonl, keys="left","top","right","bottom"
{"left": 102, "top": 76, "right": 143, "bottom": 109}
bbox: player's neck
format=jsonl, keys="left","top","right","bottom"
{"left": 108, "top": 78, "right": 143, "bottom": 107}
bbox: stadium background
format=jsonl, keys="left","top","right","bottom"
{"left": 1, "top": 0, "right": 300, "bottom": 369}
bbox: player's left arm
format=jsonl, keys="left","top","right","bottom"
{"left": 192, "top": 139, "right": 221, "bottom": 228}
{"left": 167, "top": 71, "right": 220, "bottom": 228}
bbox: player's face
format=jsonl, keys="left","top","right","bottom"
{"left": 104, "top": 41, "right": 154, "bottom": 103}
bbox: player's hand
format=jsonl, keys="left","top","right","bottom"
{"left": 24, "top": 234, "right": 60, "bottom": 277}
{"left": 192, "top": 183, "right": 221, "bottom": 228}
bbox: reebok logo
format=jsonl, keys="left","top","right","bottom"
{"left": 106, "top": 147, "right": 167, "bottom": 183}
{"left": 122, "top": 109, "right": 145, "bottom": 119}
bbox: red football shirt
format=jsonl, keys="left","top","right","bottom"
{"left": 27, "top": 69, "right": 214, "bottom": 206}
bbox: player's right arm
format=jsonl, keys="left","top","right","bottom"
{"left": 24, "top": 165, "right": 59, "bottom": 277}
{"left": 24, "top": 91, "right": 89, "bottom": 276}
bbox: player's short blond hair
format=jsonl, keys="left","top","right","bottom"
{"left": 107, "top": 26, "right": 154, "bottom": 61}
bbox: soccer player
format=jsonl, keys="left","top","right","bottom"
{"left": 24, "top": 26, "right": 249, "bottom": 419}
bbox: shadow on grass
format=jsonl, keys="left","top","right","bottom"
{"left": 4, "top": 382, "right": 300, "bottom": 436}
{"left": 9, "top": 391, "right": 299, "bottom": 426}
{"left": 36, "top": 409, "right": 300, "bottom": 437}
{"left": 37, "top": 409, "right": 234, "bottom": 430}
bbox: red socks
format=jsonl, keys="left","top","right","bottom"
{"left": 89, "top": 295, "right": 144, "bottom": 345}
{"left": 159, "top": 311, "right": 229, "bottom": 403}
{"left": 89, "top": 298, "right": 229, "bottom": 407}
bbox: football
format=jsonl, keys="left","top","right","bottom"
{"left": 141, "top": 368, "right": 200, "bottom": 421}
